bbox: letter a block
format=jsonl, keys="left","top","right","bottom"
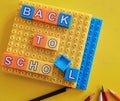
{"left": 57, "top": 13, "right": 72, "bottom": 28}
{"left": 64, "top": 67, "right": 79, "bottom": 82}
{"left": 20, "top": 4, "right": 34, "bottom": 19}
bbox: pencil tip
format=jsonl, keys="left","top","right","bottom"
{"left": 90, "top": 93, "right": 95, "bottom": 99}
{"left": 102, "top": 85, "right": 104, "bottom": 91}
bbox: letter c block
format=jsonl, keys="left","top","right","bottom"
{"left": 20, "top": 4, "right": 35, "bottom": 19}
{"left": 57, "top": 12, "right": 72, "bottom": 28}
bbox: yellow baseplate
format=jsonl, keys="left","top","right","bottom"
{"left": 2, "top": 0, "right": 92, "bottom": 88}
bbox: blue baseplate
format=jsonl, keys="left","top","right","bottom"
{"left": 76, "top": 17, "right": 103, "bottom": 90}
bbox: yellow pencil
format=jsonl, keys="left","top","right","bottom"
{"left": 109, "top": 89, "right": 120, "bottom": 101}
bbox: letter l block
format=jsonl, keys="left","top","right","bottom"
{"left": 57, "top": 12, "right": 72, "bottom": 28}
{"left": 20, "top": 4, "right": 35, "bottom": 19}
{"left": 64, "top": 67, "right": 79, "bottom": 82}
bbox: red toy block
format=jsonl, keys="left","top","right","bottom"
{"left": 1, "top": 52, "right": 15, "bottom": 68}
{"left": 45, "top": 10, "right": 59, "bottom": 25}
{"left": 32, "top": 7, "right": 46, "bottom": 22}
{"left": 32, "top": 34, "right": 47, "bottom": 48}
{"left": 14, "top": 55, "right": 28, "bottom": 70}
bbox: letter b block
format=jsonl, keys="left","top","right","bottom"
{"left": 64, "top": 67, "right": 79, "bottom": 82}
{"left": 20, "top": 4, "right": 34, "bottom": 19}
{"left": 57, "top": 13, "right": 72, "bottom": 28}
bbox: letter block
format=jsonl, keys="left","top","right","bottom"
{"left": 32, "top": 7, "right": 46, "bottom": 22}
{"left": 1, "top": 52, "right": 15, "bottom": 68}
{"left": 57, "top": 12, "right": 72, "bottom": 28}
{"left": 45, "top": 36, "right": 60, "bottom": 51}
{"left": 32, "top": 34, "right": 47, "bottom": 48}
{"left": 64, "top": 67, "right": 79, "bottom": 82}
{"left": 26, "top": 58, "right": 40, "bottom": 73}
{"left": 14, "top": 55, "right": 28, "bottom": 70}
{"left": 45, "top": 10, "right": 59, "bottom": 25}
{"left": 39, "top": 61, "right": 53, "bottom": 76}
{"left": 20, "top": 4, "right": 35, "bottom": 19}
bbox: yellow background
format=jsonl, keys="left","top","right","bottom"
{"left": 0, "top": 0, "right": 120, "bottom": 101}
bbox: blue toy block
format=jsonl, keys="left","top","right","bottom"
{"left": 64, "top": 67, "right": 79, "bottom": 82}
{"left": 57, "top": 12, "right": 72, "bottom": 28}
{"left": 54, "top": 54, "right": 71, "bottom": 72}
{"left": 20, "top": 4, "right": 34, "bottom": 19}
{"left": 76, "top": 17, "right": 103, "bottom": 90}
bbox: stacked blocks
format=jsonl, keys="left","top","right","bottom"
{"left": 54, "top": 54, "right": 71, "bottom": 72}
{"left": 0, "top": 0, "right": 103, "bottom": 90}
{"left": 20, "top": 4, "right": 72, "bottom": 28}
{"left": 76, "top": 18, "right": 103, "bottom": 90}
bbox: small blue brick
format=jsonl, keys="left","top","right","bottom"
{"left": 76, "top": 17, "right": 103, "bottom": 90}
{"left": 20, "top": 4, "right": 34, "bottom": 19}
{"left": 54, "top": 54, "right": 71, "bottom": 72}
{"left": 57, "top": 12, "right": 72, "bottom": 28}
{"left": 64, "top": 67, "right": 79, "bottom": 82}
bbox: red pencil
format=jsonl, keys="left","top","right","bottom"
{"left": 102, "top": 86, "right": 109, "bottom": 101}
{"left": 84, "top": 93, "right": 95, "bottom": 101}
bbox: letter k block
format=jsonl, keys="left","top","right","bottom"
{"left": 57, "top": 12, "right": 72, "bottom": 28}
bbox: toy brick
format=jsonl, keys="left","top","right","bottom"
{"left": 1, "top": 0, "right": 93, "bottom": 89}
{"left": 39, "top": 61, "right": 53, "bottom": 76}
{"left": 45, "top": 36, "right": 60, "bottom": 51}
{"left": 45, "top": 10, "right": 59, "bottom": 25}
{"left": 32, "top": 7, "right": 46, "bottom": 22}
{"left": 64, "top": 67, "right": 79, "bottom": 82}
{"left": 57, "top": 12, "right": 72, "bottom": 28}
{"left": 14, "top": 55, "right": 28, "bottom": 70}
{"left": 26, "top": 58, "right": 40, "bottom": 73}
{"left": 1, "top": 52, "right": 15, "bottom": 68}
{"left": 76, "top": 17, "right": 103, "bottom": 90}
{"left": 32, "top": 34, "right": 47, "bottom": 48}
{"left": 54, "top": 54, "right": 71, "bottom": 72}
{"left": 20, "top": 4, "right": 35, "bottom": 19}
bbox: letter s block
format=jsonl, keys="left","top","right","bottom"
{"left": 64, "top": 67, "right": 79, "bottom": 82}
{"left": 57, "top": 13, "right": 72, "bottom": 28}
{"left": 20, "top": 4, "right": 34, "bottom": 19}
{"left": 32, "top": 34, "right": 47, "bottom": 48}
{"left": 1, "top": 52, "right": 15, "bottom": 68}
{"left": 14, "top": 55, "right": 28, "bottom": 70}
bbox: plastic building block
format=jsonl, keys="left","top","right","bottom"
{"left": 32, "top": 34, "right": 47, "bottom": 48}
{"left": 57, "top": 13, "right": 72, "bottom": 28}
{"left": 20, "top": 4, "right": 34, "bottom": 19}
{"left": 45, "top": 36, "right": 60, "bottom": 51}
{"left": 32, "top": 7, "right": 46, "bottom": 22}
{"left": 76, "top": 17, "right": 103, "bottom": 90}
{"left": 45, "top": 10, "right": 59, "bottom": 25}
{"left": 64, "top": 67, "right": 79, "bottom": 82}
{"left": 1, "top": 0, "right": 93, "bottom": 89}
{"left": 1, "top": 52, "right": 15, "bottom": 68}
{"left": 32, "top": 34, "right": 60, "bottom": 51}
{"left": 54, "top": 54, "right": 71, "bottom": 72}
{"left": 14, "top": 55, "right": 28, "bottom": 70}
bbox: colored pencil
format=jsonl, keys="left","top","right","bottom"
{"left": 30, "top": 87, "right": 70, "bottom": 101}
{"left": 84, "top": 93, "right": 95, "bottom": 101}
{"left": 102, "top": 86, "right": 109, "bottom": 101}
{"left": 109, "top": 89, "right": 120, "bottom": 101}
{"left": 98, "top": 91, "right": 103, "bottom": 101}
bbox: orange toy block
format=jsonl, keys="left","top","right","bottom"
{"left": 1, "top": 52, "right": 15, "bottom": 68}
{"left": 45, "top": 10, "right": 59, "bottom": 25}
{"left": 14, "top": 55, "right": 28, "bottom": 70}
{"left": 32, "top": 7, "right": 46, "bottom": 22}
{"left": 32, "top": 34, "right": 47, "bottom": 48}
